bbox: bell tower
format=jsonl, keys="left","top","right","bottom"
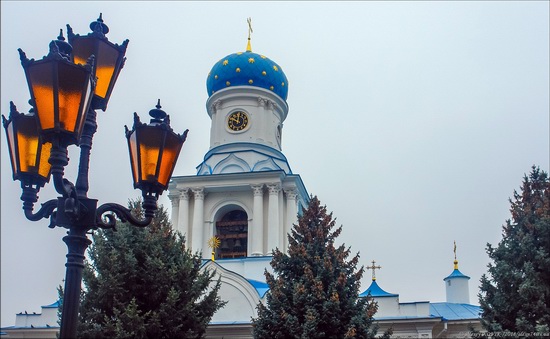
{"left": 168, "top": 24, "right": 307, "bottom": 259}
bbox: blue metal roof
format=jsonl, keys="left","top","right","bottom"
{"left": 443, "top": 269, "right": 470, "bottom": 281}
{"left": 41, "top": 301, "right": 60, "bottom": 309}
{"left": 430, "top": 302, "right": 481, "bottom": 320}
{"left": 359, "top": 280, "right": 399, "bottom": 298}
{"left": 247, "top": 279, "right": 270, "bottom": 298}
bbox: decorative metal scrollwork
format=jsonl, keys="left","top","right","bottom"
{"left": 95, "top": 202, "right": 153, "bottom": 230}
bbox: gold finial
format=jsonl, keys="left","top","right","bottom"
{"left": 208, "top": 236, "right": 221, "bottom": 261}
{"left": 453, "top": 240, "right": 459, "bottom": 270}
{"left": 246, "top": 17, "right": 253, "bottom": 52}
{"left": 366, "top": 260, "right": 382, "bottom": 281}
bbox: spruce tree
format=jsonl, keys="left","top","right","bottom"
{"left": 252, "top": 196, "right": 384, "bottom": 339}
{"left": 479, "top": 166, "right": 550, "bottom": 334}
{"left": 61, "top": 199, "right": 225, "bottom": 339}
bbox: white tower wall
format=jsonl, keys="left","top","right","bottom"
{"left": 444, "top": 276, "right": 470, "bottom": 304}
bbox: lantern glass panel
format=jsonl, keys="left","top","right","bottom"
{"left": 95, "top": 41, "right": 118, "bottom": 99}
{"left": 6, "top": 121, "right": 17, "bottom": 175}
{"left": 28, "top": 62, "right": 55, "bottom": 130}
{"left": 4, "top": 115, "right": 52, "bottom": 182}
{"left": 38, "top": 142, "right": 52, "bottom": 178}
{"left": 138, "top": 127, "right": 163, "bottom": 183}
{"left": 157, "top": 132, "right": 183, "bottom": 187}
{"left": 128, "top": 131, "right": 139, "bottom": 186}
{"left": 16, "top": 120, "right": 41, "bottom": 173}
{"left": 71, "top": 38, "right": 94, "bottom": 67}
{"left": 72, "top": 38, "right": 119, "bottom": 99}
{"left": 58, "top": 62, "right": 89, "bottom": 133}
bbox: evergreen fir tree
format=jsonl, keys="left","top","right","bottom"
{"left": 479, "top": 166, "right": 550, "bottom": 334}
{"left": 59, "top": 199, "right": 225, "bottom": 339}
{"left": 252, "top": 196, "right": 386, "bottom": 339}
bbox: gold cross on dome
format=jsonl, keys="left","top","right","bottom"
{"left": 454, "top": 240, "right": 457, "bottom": 260}
{"left": 246, "top": 17, "right": 253, "bottom": 52}
{"left": 366, "top": 260, "right": 382, "bottom": 281}
{"left": 247, "top": 17, "right": 253, "bottom": 38}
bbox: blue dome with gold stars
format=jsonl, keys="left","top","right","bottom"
{"left": 206, "top": 51, "right": 288, "bottom": 101}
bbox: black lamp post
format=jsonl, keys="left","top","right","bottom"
{"left": 2, "top": 14, "right": 188, "bottom": 339}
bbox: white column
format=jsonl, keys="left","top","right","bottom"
{"left": 251, "top": 184, "right": 264, "bottom": 256}
{"left": 191, "top": 188, "right": 205, "bottom": 255}
{"left": 285, "top": 188, "right": 298, "bottom": 252}
{"left": 267, "top": 183, "right": 281, "bottom": 255}
{"left": 178, "top": 189, "right": 190, "bottom": 246}
{"left": 169, "top": 194, "right": 179, "bottom": 230}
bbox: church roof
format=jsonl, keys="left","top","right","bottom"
{"left": 206, "top": 51, "right": 289, "bottom": 100}
{"left": 247, "top": 279, "right": 269, "bottom": 298}
{"left": 443, "top": 269, "right": 470, "bottom": 281}
{"left": 41, "top": 301, "right": 60, "bottom": 309}
{"left": 430, "top": 302, "right": 481, "bottom": 320}
{"left": 359, "top": 280, "right": 399, "bottom": 298}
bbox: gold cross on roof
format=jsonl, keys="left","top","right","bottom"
{"left": 453, "top": 240, "right": 459, "bottom": 269}
{"left": 366, "top": 260, "right": 382, "bottom": 281}
{"left": 246, "top": 17, "right": 253, "bottom": 52}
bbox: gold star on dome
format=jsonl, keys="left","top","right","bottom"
{"left": 248, "top": 79, "right": 253, "bottom": 84}
{"left": 273, "top": 65, "right": 279, "bottom": 71}
{"left": 226, "top": 81, "right": 231, "bottom": 86}
{"left": 248, "top": 57, "right": 255, "bottom": 63}
{"left": 281, "top": 82, "right": 285, "bottom": 86}
{"left": 237, "top": 52, "right": 243, "bottom": 55}
{"left": 270, "top": 86, "right": 274, "bottom": 90}
{"left": 223, "top": 60, "right": 229, "bottom": 66}
{"left": 236, "top": 68, "right": 241, "bottom": 73}
{"left": 262, "top": 71, "right": 267, "bottom": 76}
{"left": 260, "top": 55, "right": 266, "bottom": 59}
{"left": 214, "top": 75, "right": 218, "bottom": 80}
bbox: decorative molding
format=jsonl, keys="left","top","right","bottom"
{"left": 258, "top": 96, "right": 277, "bottom": 111}
{"left": 267, "top": 183, "right": 281, "bottom": 195}
{"left": 251, "top": 184, "right": 264, "bottom": 196}
{"left": 284, "top": 188, "right": 298, "bottom": 200}
{"left": 180, "top": 189, "right": 190, "bottom": 200}
{"left": 192, "top": 187, "right": 205, "bottom": 200}
{"left": 169, "top": 196, "right": 179, "bottom": 207}
{"left": 258, "top": 96, "right": 268, "bottom": 107}
{"left": 211, "top": 99, "right": 223, "bottom": 114}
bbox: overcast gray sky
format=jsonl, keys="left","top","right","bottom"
{"left": 1, "top": 1, "right": 548, "bottom": 327}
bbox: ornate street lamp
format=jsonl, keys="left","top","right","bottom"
{"left": 126, "top": 100, "right": 189, "bottom": 197}
{"left": 19, "top": 30, "right": 94, "bottom": 147}
{"left": 67, "top": 13, "right": 128, "bottom": 111}
{"left": 2, "top": 102, "right": 52, "bottom": 188}
{"left": 2, "top": 15, "right": 188, "bottom": 339}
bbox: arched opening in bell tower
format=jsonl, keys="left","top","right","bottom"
{"left": 216, "top": 209, "right": 248, "bottom": 259}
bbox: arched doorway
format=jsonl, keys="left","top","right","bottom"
{"left": 216, "top": 210, "right": 248, "bottom": 259}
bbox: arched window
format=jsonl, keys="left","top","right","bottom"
{"left": 216, "top": 210, "right": 248, "bottom": 259}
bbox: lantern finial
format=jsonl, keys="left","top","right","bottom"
{"left": 50, "top": 29, "right": 72, "bottom": 60}
{"left": 149, "top": 99, "right": 167, "bottom": 123}
{"left": 90, "top": 13, "right": 109, "bottom": 36}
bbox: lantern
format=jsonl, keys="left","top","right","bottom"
{"left": 19, "top": 31, "right": 94, "bottom": 146}
{"left": 2, "top": 102, "right": 52, "bottom": 187}
{"left": 125, "top": 100, "right": 188, "bottom": 196}
{"left": 67, "top": 14, "right": 128, "bottom": 111}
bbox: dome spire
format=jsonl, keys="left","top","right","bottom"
{"left": 366, "top": 260, "right": 382, "bottom": 281}
{"left": 454, "top": 240, "right": 459, "bottom": 270}
{"left": 246, "top": 17, "right": 253, "bottom": 52}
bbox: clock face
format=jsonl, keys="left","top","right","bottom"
{"left": 227, "top": 111, "right": 249, "bottom": 131}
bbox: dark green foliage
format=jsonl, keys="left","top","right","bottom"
{"left": 253, "top": 196, "right": 386, "bottom": 339}
{"left": 479, "top": 166, "right": 550, "bottom": 334}
{"left": 61, "top": 199, "right": 225, "bottom": 339}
